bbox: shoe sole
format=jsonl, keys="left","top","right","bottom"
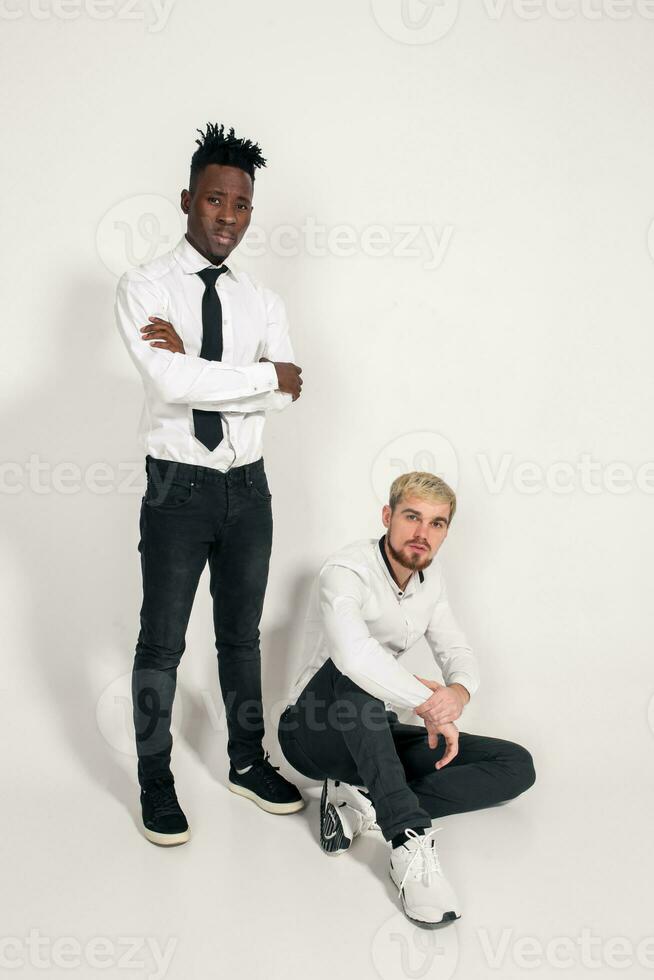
{"left": 390, "top": 870, "right": 460, "bottom": 928}
{"left": 319, "top": 780, "right": 352, "bottom": 856}
{"left": 228, "top": 781, "right": 305, "bottom": 814}
{"left": 143, "top": 826, "right": 190, "bottom": 847}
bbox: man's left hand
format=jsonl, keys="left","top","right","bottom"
{"left": 140, "top": 317, "right": 185, "bottom": 354}
{"left": 414, "top": 676, "right": 469, "bottom": 726}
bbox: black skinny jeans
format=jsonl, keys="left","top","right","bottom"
{"left": 132, "top": 454, "right": 273, "bottom": 786}
{"left": 278, "top": 658, "right": 536, "bottom": 841}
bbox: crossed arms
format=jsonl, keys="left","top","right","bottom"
{"left": 114, "top": 273, "right": 303, "bottom": 411}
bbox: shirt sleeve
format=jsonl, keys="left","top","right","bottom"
{"left": 319, "top": 563, "right": 434, "bottom": 710}
{"left": 188, "top": 286, "right": 296, "bottom": 415}
{"left": 115, "top": 272, "right": 278, "bottom": 405}
{"left": 424, "top": 575, "right": 480, "bottom": 698}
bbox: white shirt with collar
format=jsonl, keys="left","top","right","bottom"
{"left": 114, "top": 234, "right": 294, "bottom": 471}
{"left": 287, "top": 535, "right": 480, "bottom": 712}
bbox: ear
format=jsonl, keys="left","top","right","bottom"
{"left": 381, "top": 504, "right": 391, "bottom": 529}
{"left": 180, "top": 189, "right": 190, "bottom": 214}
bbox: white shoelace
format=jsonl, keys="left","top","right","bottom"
{"left": 396, "top": 827, "right": 444, "bottom": 896}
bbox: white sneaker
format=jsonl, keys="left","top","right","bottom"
{"left": 319, "top": 779, "right": 381, "bottom": 855}
{"left": 389, "top": 828, "right": 461, "bottom": 926}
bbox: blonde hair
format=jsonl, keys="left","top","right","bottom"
{"left": 388, "top": 471, "right": 457, "bottom": 524}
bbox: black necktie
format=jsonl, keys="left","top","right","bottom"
{"left": 193, "top": 265, "right": 229, "bottom": 451}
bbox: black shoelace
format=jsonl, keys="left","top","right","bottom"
{"left": 145, "top": 782, "right": 181, "bottom": 818}
{"left": 251, "top": 752, "right": 281, "bottom": 793}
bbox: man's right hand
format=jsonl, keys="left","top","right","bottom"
{"left": 260, "top": 356, "right": 303, "bottom": 401}
{"left": 422, "top": 718, "right": 459, "bottom": 769}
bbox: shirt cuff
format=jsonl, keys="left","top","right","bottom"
{"left": 247, "top": 361, "right": 278, "bottom": 393}
{"left": 446, "top": 673, "right": 478, "bottom": 698}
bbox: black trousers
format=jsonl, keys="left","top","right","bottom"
{"left": 132, "top": 453, "right": 273, "bottom": 786}
{"left": 278, "top": 658, "right": 536, "bottom": 841}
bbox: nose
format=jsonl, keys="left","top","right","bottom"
{"left": 411, "top": 536, "right": 429, "bottom": 547}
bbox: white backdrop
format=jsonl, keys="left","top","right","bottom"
{"left": 2, "top": 2, "right": 653, "bottom": 978}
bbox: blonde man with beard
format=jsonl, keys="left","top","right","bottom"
{"left": 278, "top": 472, "right": 535, "bottom": 926}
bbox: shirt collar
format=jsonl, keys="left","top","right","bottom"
{"left": 377, "top": 534, "right": 424, "bottom": 596}
{"left": 172, "top": 234, "right": 239, "bottom": 281}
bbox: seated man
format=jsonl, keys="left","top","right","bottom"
{"left": 278, "top": 471, "right": 536, "bottom": 927}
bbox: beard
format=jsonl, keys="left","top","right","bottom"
{"left": 386, "top": 531, "right": 434, "bottom": 572}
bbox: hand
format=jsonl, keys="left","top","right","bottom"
{"left": 140, "top": 317, "right": 185, "bottom": 354}
{"left": 423, "top": 717, "right": 459, "bottom": 769}
{"left": 414, "top": 676, "right": 467, "bottom": 726}
{"left": 260, "top": 356, "right": 303, "bottom": 401}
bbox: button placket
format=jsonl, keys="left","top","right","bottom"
{"left": 218, "top": 283, "right": 233, "bottom": 363}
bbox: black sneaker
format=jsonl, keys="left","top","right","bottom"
{"left": 228, "top": 752, "right": 305, "bottom": 814}
{"left": 140, "top": 777, "right": 190, "bottom": 846}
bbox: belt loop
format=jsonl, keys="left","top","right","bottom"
{"left": 244, "top": 463, "right": 251, "bottom": 486}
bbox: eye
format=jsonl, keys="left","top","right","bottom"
{"left": 208, "top": 196, "right": 221, "bottom": 205}
{"left": 237, "top": 203, "right": 249, "bottom": 211}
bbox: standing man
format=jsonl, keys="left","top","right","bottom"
{"left": 278, "top": 472, "right": 536, "bottom": 926}
{"left": 115, "top": 122, "right": 305, "bottom": 847}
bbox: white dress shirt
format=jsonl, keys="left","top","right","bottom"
{"left": 114, "top": 234, "right": 295, "bottom": 471}
{"left": 286, "top": 536, "right": 480, "bottom": 712}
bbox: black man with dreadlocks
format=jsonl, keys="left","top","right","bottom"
{"left": 115, "top": 122, "right": 305, "bottom": 845}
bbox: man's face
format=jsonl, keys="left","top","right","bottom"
{"left": 382, "top": 495, "right": 451, "bottom": 572}
{"left": 181, "top": 163, "right": 253, "bottom": 263}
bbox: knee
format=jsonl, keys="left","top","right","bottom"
{"left": 135, "top": 636, "right": 185, "bottom": 671}
{"left": 331, "top": 674, "right": 387, "bottom": 730}
{"left": 508, "top": 743, "right": 536, "bottom": 796}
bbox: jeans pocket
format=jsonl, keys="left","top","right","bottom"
{"left": 144, "top": 476, "right": 195, "bottom": 509}
{"left": 248, "top": 471, "right": 272, "bottom": 501}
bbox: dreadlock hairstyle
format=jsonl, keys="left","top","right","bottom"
{"left": 189, "top": 122, "right": 267, "bottom": 192}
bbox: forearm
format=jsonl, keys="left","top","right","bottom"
{"left": 320, "top": 583, "right": 433, "bottom": 711}
{"left": 189, "top": 389, "right": 293, "bottom": 414}
{"left": 333, "top": 639, "right": 435, "bottom": 711}
{"left": 154, "top": 354, "right": 278, "bottom": 404}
